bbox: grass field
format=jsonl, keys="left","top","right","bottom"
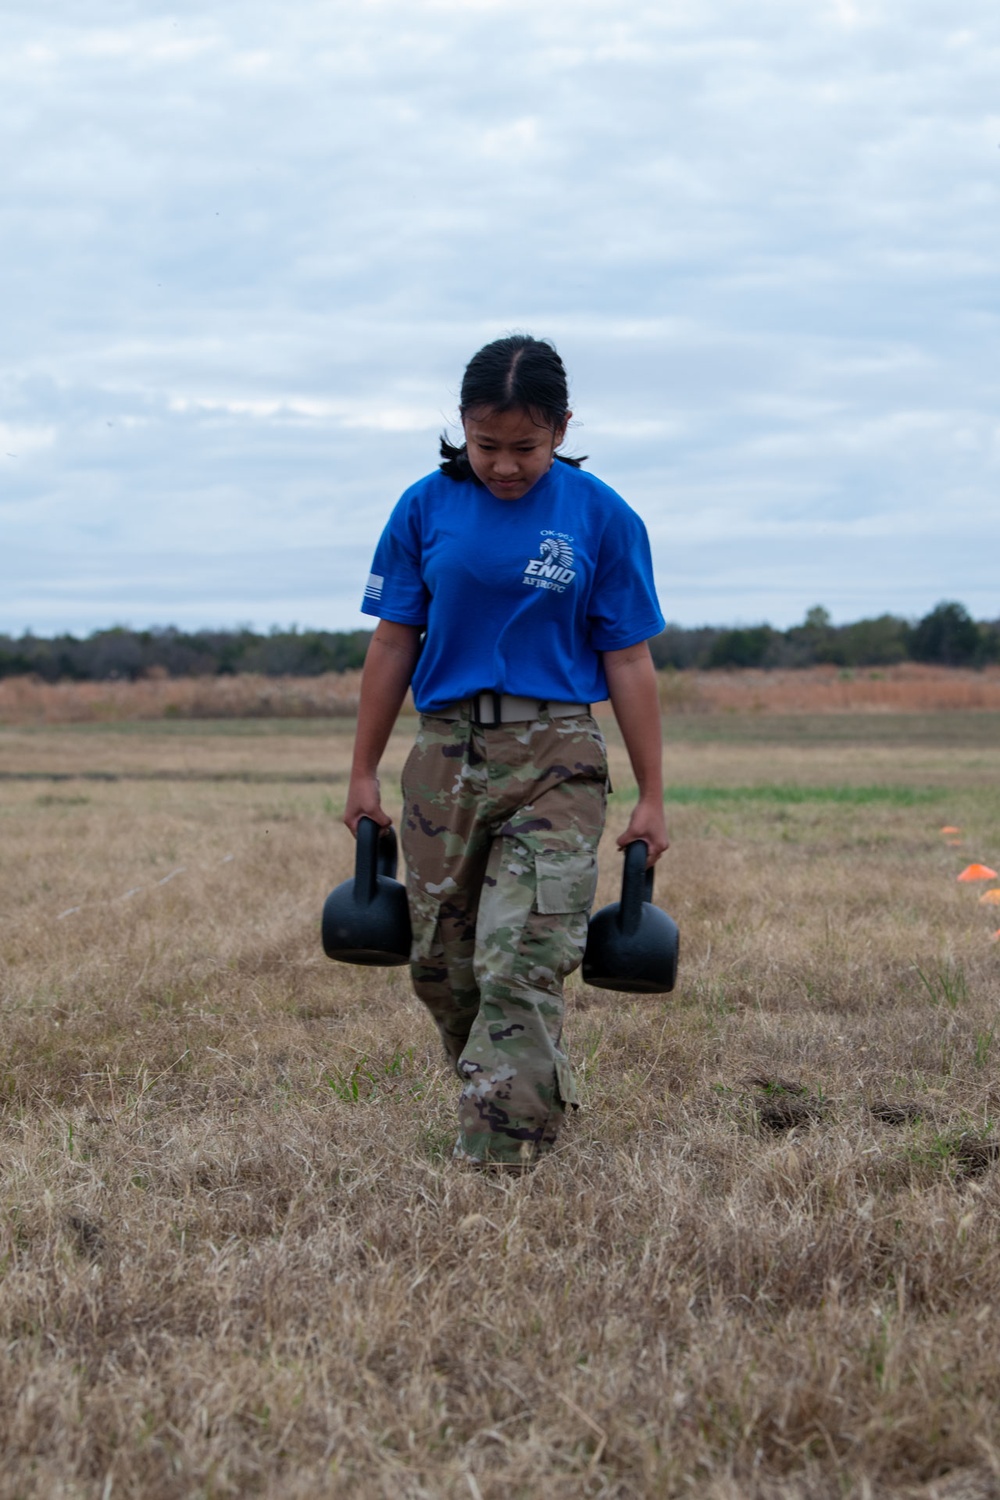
{"left": 2, "top": 705, "right": 1000, "bottom": 1498}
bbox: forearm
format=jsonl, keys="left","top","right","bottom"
{"left": 344, "top": 620, "right": 421, "bottom": 830}
{"left": 351, "top": 645, "right": 417, "bottom": 776}
{"left": 603, "top": 642, "right": 670, "bottom": 861}
{"left": 605, "top": 643, "right": 663, "bottom": 796}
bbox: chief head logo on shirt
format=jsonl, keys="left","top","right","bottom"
{"left": 523, "top": 532, "right": 576, "bottom": 593}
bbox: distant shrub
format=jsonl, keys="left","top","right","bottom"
{"left": 706, "top": 626, "right": 776, "bottom": 670}
{"left": 648, "top": 626, "right": 723, "bottom": 670}
{"left": 838, "top": 613, "right": 911, "bottom": 666}
{"left": 910, "top": 602, "right": 982, "bottom": 666}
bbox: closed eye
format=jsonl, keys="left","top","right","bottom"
{"left": 470, "top": 439, "right": 541, "bottom": 450}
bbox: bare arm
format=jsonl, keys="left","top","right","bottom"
{"left": 603, "top": 640, "right": 670, "bottom": 865}
{"left": 343, "top": 619, "right": 422, "bottom": 834}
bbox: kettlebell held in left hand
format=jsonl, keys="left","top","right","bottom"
{"left": 582, "top": 840, "right": 679, "bottom": 994}
{"left": 322, "top": 817, "right": 412, "bottom": 967}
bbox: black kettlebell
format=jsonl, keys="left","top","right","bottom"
{"left": 322, "top": 816, "right": 412, "bottom": 966}
{"left": 582, "top": 840, "right": 679, "bottom": 994}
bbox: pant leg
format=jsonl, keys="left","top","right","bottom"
{"left": 455, "top": 744, "right": 606, "bottom": 1165}
{"left": 400, "top": 716, "right": 491, "bottom": 1068}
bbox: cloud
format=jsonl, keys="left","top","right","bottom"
{"left": 2, "top": 0, "right": 998, "bottom": 634}
{"left": 1, "top": 424, "right": 56, "bottom": 457}
{"left": 165, "top": 394, "right": 441, "bottom": 432}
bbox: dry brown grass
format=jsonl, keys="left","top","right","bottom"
{"left": 2, "top": 711, "right": 1000, "bottom": 1498}
{"left": 656, "top": 664, "right": 1000, "bottom": 717}
{"left": 0, "top": 671, "right": 366, "bottom": 725}
{"left": 4, "top": 663, "right": 1000, "bottom": 727}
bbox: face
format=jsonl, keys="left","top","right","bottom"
{"left": 462, "top": 405, "right": 570, "bottom": 501}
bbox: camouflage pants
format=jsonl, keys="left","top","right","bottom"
{"left": 400, "top": 710, "right": 608, "bottom": 1167}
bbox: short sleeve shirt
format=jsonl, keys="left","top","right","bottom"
{"left": 361, "top": 461, "right": 664, "bottom": 714}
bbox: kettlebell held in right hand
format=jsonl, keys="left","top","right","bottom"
{"left": 322, "top": 816, "right": 412, "bottom": 967}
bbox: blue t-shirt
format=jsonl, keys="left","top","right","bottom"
{"left": 361, "top": 461, "right": 664, "bottom": 714}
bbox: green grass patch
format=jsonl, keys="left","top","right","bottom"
{"left": 664, "top": 784, "right": 946, "bottom": 807}
{"left": 662, "top": 712, "right": 1000, "bottom": 746}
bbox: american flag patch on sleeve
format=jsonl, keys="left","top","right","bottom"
{"left": 364, "top": 573, "right": 384, "bottom": 602}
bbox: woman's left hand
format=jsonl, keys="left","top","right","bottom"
{"left": 616, "top": 795, "right": 670, "bottom": 866}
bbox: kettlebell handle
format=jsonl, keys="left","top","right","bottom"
{"left": 354, "top": 816, "right": 399, "bottom": 905}
{"left": 620, "top": 839, "right": 655, "bottom": 937}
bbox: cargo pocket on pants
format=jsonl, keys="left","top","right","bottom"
{"left": 533, "top": 850, "right": 599, "bottom": 917}
{"left": 527, "top": 850, "right": 598, "bottom": 986}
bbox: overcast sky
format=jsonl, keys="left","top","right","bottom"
{"left": 3, "top": 0, "right": 998, "bottom": 636}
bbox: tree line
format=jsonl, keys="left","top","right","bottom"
{"left": 651, "top": 602, "right": 999, "bottom": 671}
{"left": 0, "top": 603, "right": 996, "bottom": 683}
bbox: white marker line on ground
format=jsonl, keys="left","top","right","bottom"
{"left": 155, "top": 867, "right": 186, "bottom": 886}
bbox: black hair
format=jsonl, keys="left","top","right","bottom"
{"left": 438, "top": 334, "right": 586, "bottom": 483}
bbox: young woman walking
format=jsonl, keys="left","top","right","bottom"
{"left": 344, "top": 334, "right": 668, "bottom": 1168}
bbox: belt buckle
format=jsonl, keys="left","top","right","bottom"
{"left": 474, "top": 691, "right": 503, "bottom": 727}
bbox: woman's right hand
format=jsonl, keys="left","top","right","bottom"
{"left": 341, "top": 619, "right": 422, "bottom": 837}
{"left": 343, "top": 773, "right": 392, "bottom": 836}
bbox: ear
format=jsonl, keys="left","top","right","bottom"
{"left": 554, "top": 410, "right": 573, "bottom": 447}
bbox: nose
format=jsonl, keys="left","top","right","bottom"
{"left": 494, "top": 452, "right": 518, "bottom": 475}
